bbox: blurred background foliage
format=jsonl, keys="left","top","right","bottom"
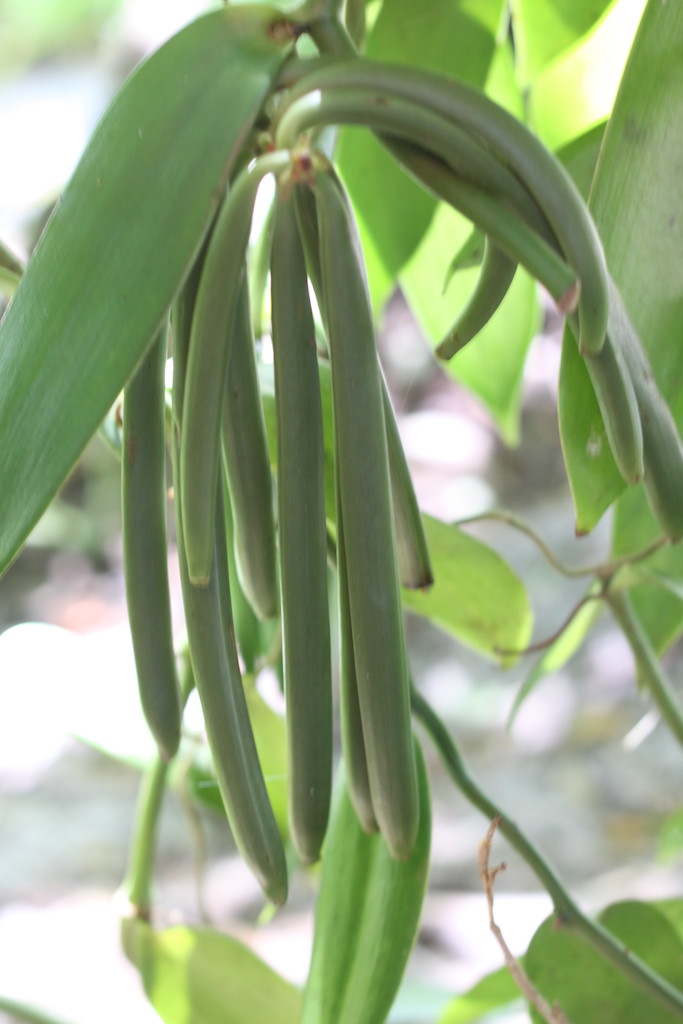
{"left": 2, "top": 3, "right": 683, "bottom": 1024}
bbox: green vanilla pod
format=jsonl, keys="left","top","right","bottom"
{"left": 379, "top": 139, "right": 577, "bottom": 309}
{"left": 122, "top": 324, "right": 182, "bottom": 761}
{"left": 335, "top": 468, "right": 379, "bottom": 835}
{"left": 173, "top": 437, "right": 287, "bottom": 906}
{"left": 381, "top": 365, "right": 434, "bottom": 589}
{"left": 301, "top": 740, "right": 431, "bottom": 1024}
{"left": 294, "top": 182, "right": 433, "bottom": 590}
{"left": 276, "top": 87, "right": 557, "bottom": 247}
{"left": 221, "top": 270, "right": 278, "bottom": 620}
{"left": 270, "top": 180, "right": 333, "bottom": 863}
{"left": 278, "top": 58, "right": 608, "bottom": 353}
{"left": 171, "top": 252, "right": 287, "bottom": 906}
{"left": 180, "top": 149, "right": 290, "bottom": 587}
{"left": 221, "top": 471, "right": 271, "bottom": 678}
{"left": 606, "top": 278, "right": 683, "bottom": 536}
{"left": 313, "top": 166, "right": 419, "bottom": 859}
{"left": 249, "top": 196, "right": 275, "bottom": 344}
{"left": 578, "top": 323, "right": 644, "bottom": 487}
{"left": 436, "top": 240, "right": 518, "bottom": 360}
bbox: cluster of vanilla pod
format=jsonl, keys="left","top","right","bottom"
{"left": 120, "top": 9, "right": 683, "bottom": 907}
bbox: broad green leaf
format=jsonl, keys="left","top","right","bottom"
{"left": 0, "top": 7, "right": 291, "bottom": 575}
{"left": 657, "top": 900, "right": 683, "bottom": 940}
{"left": 125, "top": 921, "right": 301, "bottom": 1024}
{"left": 558, "top": 326, "right": 624, "bottom": 534}
{"left": 528, "top": 0, "right": 647, "bottom": 150}
{"left": 301, "top": 748, "right": 431, "bottom": 1024}
{"left": 402, "top": 516, "right": 533, "bottom": 664}
{"left": 443, "top": 229, "right": 485, "bottom": 287}
{"left": 559, "top": 0, "right": 683, "bottom": 534}
{"left": 437, "top": 965, "right": 522, "bottom": 1024}
{"left": 401, "top": 199, "right": 539, "bottom": 442}
{"left": 336, "top": 0, "right": 505, "bottom": 310}
{"left": 525, "top": 901, "right": 683, "bottom": 1024}
{"left": 510, "top": 0, "right": 614, "bottom": 83}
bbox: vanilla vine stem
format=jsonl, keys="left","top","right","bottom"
{"left": 122, "top": 656, "right": 194, "bottom": 920}
{"left": 455, "top": 508, "right": 667, "bottom": 580}
{"left": 411, "top": 688, "right": 683, "bottom": 1018}
{"left": 606, "top": 588, "right": 683, "bottom": 750}
{"left": 122, "top": 752, "right": 169, "bottom": 921}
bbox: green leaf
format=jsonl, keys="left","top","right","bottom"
{"left": 525, "top": 901, "right": 683, "bottom": 1023}
{"left": 558, "top": 326, "right": 625, "bottom": 534}
{"left": 401, "top": 516, "right": 533, "bottom": 664}
{"left": 510, "top": 0, "right": 614, "bottom": 83}
{"left": 0, "top": 6, "right": 291, "bottom": 575}
{"left": 301, "top": 747, "right": 431, "bottom": 1024}
{"left": 559, "top": 0, "right": 683, "bottom": 534}
{"left": 336, "top": 0, "right": 505, "bottom": 310}
{"left": 656, "top": 899, "right": 683, "bottom": 940}
{"left": 443, "top": 228, "right": 486, "bottom": 286}
{"left": 436, "top": 965, "right": 522, "bottom": 1024}
{"left": 528, "top": 0, "right": 647, "bottom": 150}
{"left": 125, "top": 921, "right": 301, "bottom": 1024}
{"left": 401, "top": 198, "right": 540, "bottom": 442}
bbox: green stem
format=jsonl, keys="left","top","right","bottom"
{"left": 455, "top": 509, "right": 667, "bottom": 580}
{"left": 606, "top": 588, "right": 683, "bottom": 750}
{"left": 305, "top": 12, "right": 356, "bottom": 56}
{"left": 121, "top": 657, "right": 194, "bottom": 920}
{"left": 411, "top": 689, "right": 683, "bottom": 1019}
{"left": 123, "top": 753, "right": 169, "bottom": 920}
{"left": 0, "top": 997, "right": 77, "bottom": 1024}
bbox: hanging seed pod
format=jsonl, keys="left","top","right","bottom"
{"left": 271, "top": 179, "right": 333, "bottom": 864}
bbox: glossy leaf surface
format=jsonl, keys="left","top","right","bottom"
{"left": 559, "top": 0, "right": 683, "bottom": 537}
{"left": 125, "top": 921, "right": 301, "bottom": 1024}
{"left": 301, "top": 746, "right": 431, "bottom": 1024}
{"left": 402, "top": 516, "right": 533, "bottom": 664}
{"left": 0, "top": 6, "right": 291, "bottom": 574}
{"left": 511, "top": 0, "right": 614, "bottom": 82}
{"left": 528, "top": 0, "right": 647, "bottom": 149}
{"left": 525, "top": 901, "right": 683, "bottom": 1024}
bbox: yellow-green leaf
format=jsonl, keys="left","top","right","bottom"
{"left": 402, "top": 515, "right": 533, "bottom": 664}
{"left": 125, "top": 921, "right": 301, "bottom": 1024}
